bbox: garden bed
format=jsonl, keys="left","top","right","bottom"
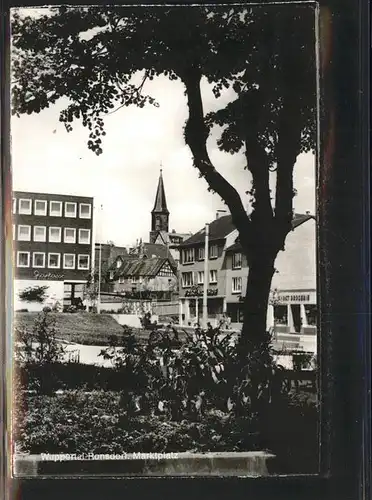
{"left": 13, "top": 389, "right": 318, "bottom": 474}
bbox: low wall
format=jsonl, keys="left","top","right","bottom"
{"left": 110, "top": 314, "right": 159, "bottom": 328}
{"left": 152, "top": 301, "right": 179, "bottom": 317}
{"left": 13, "top": 451, "right": 275, "bottom": 477}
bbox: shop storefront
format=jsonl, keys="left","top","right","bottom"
{"left": 268, "top": 289, "right": 317, "bottom": 335}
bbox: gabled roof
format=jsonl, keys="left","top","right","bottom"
{"left": 179, "top": 214, "right": 235, "bottom": 248}
{"left": 225, "top": 213, "right": 315, "bottom": 252}
{"left": 129, "top": 242, "right": 176, "bottom": 266}
{"left": 155, "top": 230, "right": 192, "bottom": 245}
{"left": 111, "top": 257, "right": 176, "bottom": 279}
{"left": 152, "top": 169, "right": 169, "bottom": 214}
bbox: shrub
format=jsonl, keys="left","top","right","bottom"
{"left": 18, "top": 285, "right": 49, "bottom": 303}
{"left": 13, "top": 390, "right": 262, "bottom": 454}
{"left": 42, "top": 306, "right": 52, "bottom": 313}
{"left": 63, "top": 305, "right": 78, "bottom": 313}
{"left": 98, "top": 325, "right": 287, "bottom": 422}
{"left": 14, "top": 310, "right": 66, "bottom": 393}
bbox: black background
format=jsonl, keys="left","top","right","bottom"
{"left": 1, "top": 0, "right": 370, "bottom": 499}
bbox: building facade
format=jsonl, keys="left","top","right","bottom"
{"left": 94, "top": 242, "right": 129, "bottom": 292}
{"left": 12, "top": 191, "right": 94, "bottom": 311}
{"left": 178, "top": 212, "right": 316, "bottom": 332}
{"left": 178, "top": 214, "right": 238, "bottom": 325}
{"left": 107, "top": 255, "right": 177, "bottom": 300}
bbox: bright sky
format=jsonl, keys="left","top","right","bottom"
{"left": 11, "top": 11, "right": 316, "bottom": 248}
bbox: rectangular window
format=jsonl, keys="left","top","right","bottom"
{"left": 17, "top": 251, "right": 30, "bottom": 268}
{"left": 78, "top": 228, "right": 91, "bottom": 244}
{"left": 78, "top": 254, "right": 90, "bottom": 270}
{"left": 79, "top": 203, "right": 92, "bottom": 219}
{"left": 197, "top": 247, "right": 205, "bottom": 261}
{"left": 19, "top": 198, "right": 32, "bottom": 215}
{"left": 209, "top": 269, "right": 218, "bottom": 283}
{"left": 34, "top": 199, "right": 47, "bottom": 216}
{"left": 182, "top": 272, "right": 194, "bottom": 287}
{"left": 65, "top": 202, "right": 77, "bottom": 218}
{"left": 232, "top": 252, "right": 242, "bottom": 269}
{"left": 109, "top": 271, "right": 114, "bottom": 280}
{"left": 131, "top": 277, "right": 138, "bottom": 284}
{"left": 209, "top": 244, "right": 218, "bottom": 259}
{"left": 33, "top": 252, "right": 45, "bottom": 268}
{"left": 33, "top": 226, "right": 46, "bottom": 242}
{"left": 12, "top": 198, "right": 16, "bottom": 214}
{"left": 63, "top": 253, "right": 75, "bottom": 269}
{"left": 116, "top": 260, "right": 122, "bottom": 268}
{"left": 197, "top": 271, "right": 204, "bottom": 284}
{"left": 49, "top": 227, "right": 62, "bottom": 243}
{"left": 183, "top": 248, "right": 195, "bottom": 264}
{"left": 118, "top": 276, "right": 125, "bottom": 284}
{"left": 232, "top": 277, "right": 242, "bottom": 293}
{"left": 18, "top": 225, "right": 31, "bottom": 241}
{"left": 50, "top": 201, "right": 62, "bottom": 217}
{"left": 48, "top": 253, "right": 61, "bottom": 269}
{"left": 64, "top": 227, "right": 76, "bottom": 244}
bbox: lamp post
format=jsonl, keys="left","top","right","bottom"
{"left": 202, "top": 223, "right": 209, "bottom": 329}
{"left": 96, "top": 204, "right": 103, "bottom": 314}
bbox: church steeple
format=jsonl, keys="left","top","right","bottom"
{"left": 152, "top": 169, "right": 169, "bottom": 215}
{"left": 150, "top": 169, "right": 169, "bottom": 242}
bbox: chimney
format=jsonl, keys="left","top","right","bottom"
{"left": 216, "top": 209, "right": 227, "bottom": 220}
{"left": 172, "top": 229, "right": 176, "bottom": 233}
{"left": 306, "top": 211, "right": 310, "bottom": 215}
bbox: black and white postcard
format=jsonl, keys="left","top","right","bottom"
{"left": 10, "top": 3, "right": 320, "bottom": 477}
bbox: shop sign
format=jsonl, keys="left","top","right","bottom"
{"left": 34, "top": 270, "right": 64, "bottom": 281}
{"left": 276, "top": 291, "right": 315, "bottom": 304}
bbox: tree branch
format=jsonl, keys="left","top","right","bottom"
{"left": 180, "top": 65, "right": 251, "bottom": 249}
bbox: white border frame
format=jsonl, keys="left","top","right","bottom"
{"left": 48, "top": 253, "right": 61, "bottom": 269}
{"left": 65, "top": 202, "right": 77, "bottom": 218}
{"left": 77, "top": 254, "right": 90, "bottom": 270}
{"left": 49, "top": 226, "right": 62, "bottom": 243}
{"left": 209, "top": 269, "right": 218, "bottom": 284}
{"left": 33, "top": 252, "right": 46, "bottom": 268}
{"left": 34, "top": 199, "right": 47, "bottom": 216}
{"left": 17, "top": 225, "right": 31, "bottom": 241}
{"left": 181, "top": 271, "right": 194, "bottom": 288}
{"left": 18, "top": 198, "right": 32, "bottom": 215}
{"left": 232, "top": 276, "right": 242, "bottom": 294}
{"left": 64, "top": 227, "right": 76, "bottom": 244}
{"left": 79, "top": 203, "right": 92, "bottom": 219}
{"left": 17, "top": 251, "right": 30, "bottom": 268}
{"left": 78, "top": 228, "right": 91, "bottom": 245}
{"left": 232, "top": 252, "right": 242, "bottom": 270}
{"left": 63, "top": 253, "right": 76, "bottom": 270}
{"left": 49, "top": 200, "right": 63, "bottom": 217}
{"left": 33, "top": 225, "right": 47, "bottom": 242}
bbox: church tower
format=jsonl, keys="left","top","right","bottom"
{"left": 150, "top": 169, "right": 169, "bottom": 243}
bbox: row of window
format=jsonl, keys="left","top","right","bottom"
{"left": 182, "top": 271, "right": 242, "bottom": 293}
{"left": 182, "top": 247, "right": 242, "bottom": 269}
{"left": 16, "top": 251, "right": 90, "bottom": 270}
{"left": 181, "top": 270, "right": 218, "bottom": 287}
{"left": 183, "top": 245, "right": 218, "bottom": 264}
{"left": 12, "top": 198, "right": 92, "bottom": 219}
{"left": 13, "top": 225, "right": 91, "bottom": 244}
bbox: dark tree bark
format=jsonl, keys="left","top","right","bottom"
{"left": 180, "top": 63, "right": 305, "bottom": 355}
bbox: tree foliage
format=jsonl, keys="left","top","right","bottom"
{"left": 12, "top": 5, "right": 316, "bottom": 345}
{"left": 18, "top": 285, "right": 49, "bottom": 303}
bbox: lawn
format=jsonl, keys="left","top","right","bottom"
{"left": 14, "top": 312, "right": 193, "bottom": 346}
{"left": 14, "top": 312, "right": 125, "bottom": 346}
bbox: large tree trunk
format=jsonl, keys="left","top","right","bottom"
{"left": 239, "top": 249, "right": 276, "bottom": 354}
